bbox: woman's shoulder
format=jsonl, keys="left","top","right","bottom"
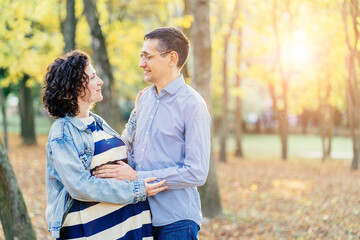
{"left": 48, "top": 117, "right": 79, "bottom": 141}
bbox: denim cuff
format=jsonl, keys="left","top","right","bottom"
{"left": 49, "top": 227, "right": 60, "bottom": 238}
{"left": 128, "top": 110, "right": 137, "bottom": 127}
{"left": 132, "top": 179, "right": 146, "bottom": 203}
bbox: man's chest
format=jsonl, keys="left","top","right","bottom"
{"left": 136, "top": 97, "right": 187, "bottom": 142}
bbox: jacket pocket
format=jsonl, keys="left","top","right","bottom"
{"left": 79, "top": 153, "right": 91, "bottom": 170}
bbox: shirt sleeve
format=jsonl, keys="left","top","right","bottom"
{"left": 49, "top": 125, "right": 146, "bottom": 204}
{"left": 137, "top": 102, "right": 211, "bottom": 189}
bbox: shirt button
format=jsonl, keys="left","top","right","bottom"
{"left": 156, "top": 100, "right": 159, "bottom": 103}
{"left": 138, "top": 164, "right": 141, "bottom": 168}
{"left": 150, "top": 115, "right": 153, "bottom": 119}
{"left": 146, "top": 131, "right": 149, "bottom": 135}
{"left": 142, "top": 148, "right": 145, "bottom": 152}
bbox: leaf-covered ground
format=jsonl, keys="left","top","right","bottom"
{"left": 1, "top": 133, "right": 360, "bottom": 239}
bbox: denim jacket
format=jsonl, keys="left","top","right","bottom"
{"left": 46, "top": 111, "right": 146, "bottom": 238}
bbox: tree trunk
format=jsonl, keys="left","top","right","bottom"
{"left": 219, "top": 0, "right": 240, "bottom": 163}
{"left": 191, "top": 0, "right": 222, "bottom": 218}
{"left": 326, "top": 105, "right": 334, "bottom": 158}
{"left": 234, "top": 24, "right": 243, "bottom": 158}
{"left": 349, "top": 56, "right": 360, "bottom": 169}
{"left": 180, "top": 0, "right": 191, "bottom": 81}
{"left": 279, "top": 112, "right": 288, "bottom": 160}
{"left": 272, "top": 0, "right": 289, "bottom": 161}
{"left": 342, "top": 0, "right": 360, "bottom": 170}
{"left": 319, "top": 104, "right": 327, "bottom": 161}
{"left": 0, "top": 91, "right": 8, "bottom": 151}
{"left": 320, "top": 83, "right": 333, "bottom": 162}
{"left": 83, "top": 0, "right": 120, "bottom": 129}
{"left": 0, "top": 140, "right": 36, "bottom": 239}
{"left": 301, "top": 110, "right": 309, "bottom": 134}
{"left": 352, "top": 115, "right": 360, "bottom": 170}
{"left": 61, "top": 0, "right": 77, "bottom": 53}
{"left": 219, "top": 34, "right": 229, "bottom": 162}
{"left": 318, "top": 77, "right": 327, "bottom": 161}
{"left": 345, "top": 72, "right": 357, "bottom": 167}
{"left": 269, "top": 84, "right": 288, "bottom": 160}
{"left": 19, "top": 75, "right": 36, "bottom": 145}
{"left": 347, "top": 56, "right": 360, "bottom": 169}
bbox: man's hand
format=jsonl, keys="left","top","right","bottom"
{"left": 145, "top": 177, "right": 169, "bottom": 196}
{"left": 93, "top": 161, "right": 137, "bottom": 181}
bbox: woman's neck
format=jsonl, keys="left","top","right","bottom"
{"left": 77, "top": 101, "right": 90, "bottom": 118}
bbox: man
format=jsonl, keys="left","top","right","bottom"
{"left": 94, "top": 27, "right": 211, "bottom": 239}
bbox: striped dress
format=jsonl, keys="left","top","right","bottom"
{"left": 58, "top": 116, "right": 153, "bottom": 240}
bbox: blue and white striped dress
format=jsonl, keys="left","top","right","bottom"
{"left": 58, "top": 116, "right": 153, "bottom": 240}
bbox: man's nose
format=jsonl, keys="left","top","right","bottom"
{"left": 139, "top": 58, "right": 146, "bottom": 68}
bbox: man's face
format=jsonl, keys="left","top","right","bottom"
{"left": 139, "top": 39, "right": 169, "bottom": 85}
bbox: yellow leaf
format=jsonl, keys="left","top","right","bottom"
{"left": 250, "top": 184, "right": 257, "bottom": 191}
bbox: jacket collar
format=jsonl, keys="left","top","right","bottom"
{"left": 63, "top": 112, "right": 104, "bottom": 131}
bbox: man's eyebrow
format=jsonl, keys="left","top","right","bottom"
{"left": 141, "top": 51, "right": 150, "bottom": 54}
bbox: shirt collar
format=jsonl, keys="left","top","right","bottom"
{"left": 164, "top": 75, "right": 185, "bottom": 95}
{"left": 153, "top": 75, "right": 185, "bottom": 96}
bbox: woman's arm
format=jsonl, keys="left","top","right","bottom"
{"left": 49, "top": 125, "right": 167, "bottom": 204}
{"left": 50, "top": 136, "right": 145, "bottom": 204}
{"left": 121, "top": 87, "right": 150, "bottom": 149}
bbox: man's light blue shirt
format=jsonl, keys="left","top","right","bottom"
{"left": 133, "top": 75, "right": 211, "bottom": 227}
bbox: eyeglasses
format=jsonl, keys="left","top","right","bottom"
{"left": 139, "top": 51, "right": 172, "bottom": 62}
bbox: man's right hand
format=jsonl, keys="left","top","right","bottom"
{"left": 144, "top": 177, "right": 169, "bottom": 197}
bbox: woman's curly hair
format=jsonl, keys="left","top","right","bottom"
{"left": 43, "top": 50, "right": 90, "bottom": 118}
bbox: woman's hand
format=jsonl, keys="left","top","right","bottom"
{"left": 144, "top": 177, "right": 169, "bottom": 197}
{"left": 134, "top": 86, "right": 151, "bottom": 112}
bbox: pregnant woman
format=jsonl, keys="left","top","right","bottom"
{"left": 43, "top": 50, "right": 167, "bottom": 239}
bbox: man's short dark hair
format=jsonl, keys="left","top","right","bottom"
{"left": 144, "top": 27, "right": 190, "bottom": 69}
{"left": 43, "top": 50, "right": 90, "bottom": 118}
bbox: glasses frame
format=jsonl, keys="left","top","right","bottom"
{"left": 139, "top": 51, "right": 172, "bottom": 62}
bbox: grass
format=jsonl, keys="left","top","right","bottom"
{"left": 213, "top": 134, "right": 353, "bottom": 160}
{"left": 0, "top": 113, "right": 53, "bottom": 135}
{"left": 0, "top": 113, "right": 353, "bottom": 160}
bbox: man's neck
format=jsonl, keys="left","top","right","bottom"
{"left": 155, "top": 71, "right": 181, "bottom": 95}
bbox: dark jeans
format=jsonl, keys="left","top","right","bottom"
{"left": 153, "top": 220, "right": 200, "bottom": 240}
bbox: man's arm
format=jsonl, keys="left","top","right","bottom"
{"left": 94, "top": 102, "right": 211, "bottom": 189}
{"left": 138, "top": 102, "right": 211, "bottom": 189}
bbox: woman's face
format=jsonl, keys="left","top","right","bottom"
{"left": 81, "top": 63, "right": 103, "bottom": 104}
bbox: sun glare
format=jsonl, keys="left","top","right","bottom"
{"left": 290, "top": 43, "right": 311, "bottom": 64}
{"left": 283, "top": 30, "right": 313, "bottom": 69}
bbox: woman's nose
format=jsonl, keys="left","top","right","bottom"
{"left": 98, "top": 77, "right": 103, "bottom": 86}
